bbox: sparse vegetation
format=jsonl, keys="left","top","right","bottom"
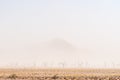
{"left": 51, "top": 74, "right": 59, "bottom": 79}
{"left": 8, "top": 74, "right": 17, "bottom": 79}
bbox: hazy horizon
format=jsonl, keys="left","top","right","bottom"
{"left": 0, "top": 0, "right": 120, "bottom": 68}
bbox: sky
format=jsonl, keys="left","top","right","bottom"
{"left": 0, "top": 0, "right": 120, "bottom": 68}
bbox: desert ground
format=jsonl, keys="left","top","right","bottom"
{"left": 0, "top": 69, "right": 120, "bottom": 80}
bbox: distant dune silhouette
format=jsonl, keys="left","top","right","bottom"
{"left": 25, "top": 38, "right": 90, "bottom": 56}
{"left": 45, "top": 38, "right": 77, "bottom": 53}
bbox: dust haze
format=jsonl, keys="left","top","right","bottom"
{"left": 0, "top": 0, "right": 120, "bottom": 68}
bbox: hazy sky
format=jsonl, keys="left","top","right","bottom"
{"left": 0, "top": 0, "right": 120, "bottom": 68}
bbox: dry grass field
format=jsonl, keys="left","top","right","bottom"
{"left": 0, "top": 69, "right": 120, "bottom": 80}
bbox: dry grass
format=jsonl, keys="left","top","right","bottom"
{"left": 0, "top": 68, "right": 120, "bottom": 80}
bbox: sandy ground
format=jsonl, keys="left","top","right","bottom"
{"left": 0, "top": 68, "right": 120, "bottom": 80}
